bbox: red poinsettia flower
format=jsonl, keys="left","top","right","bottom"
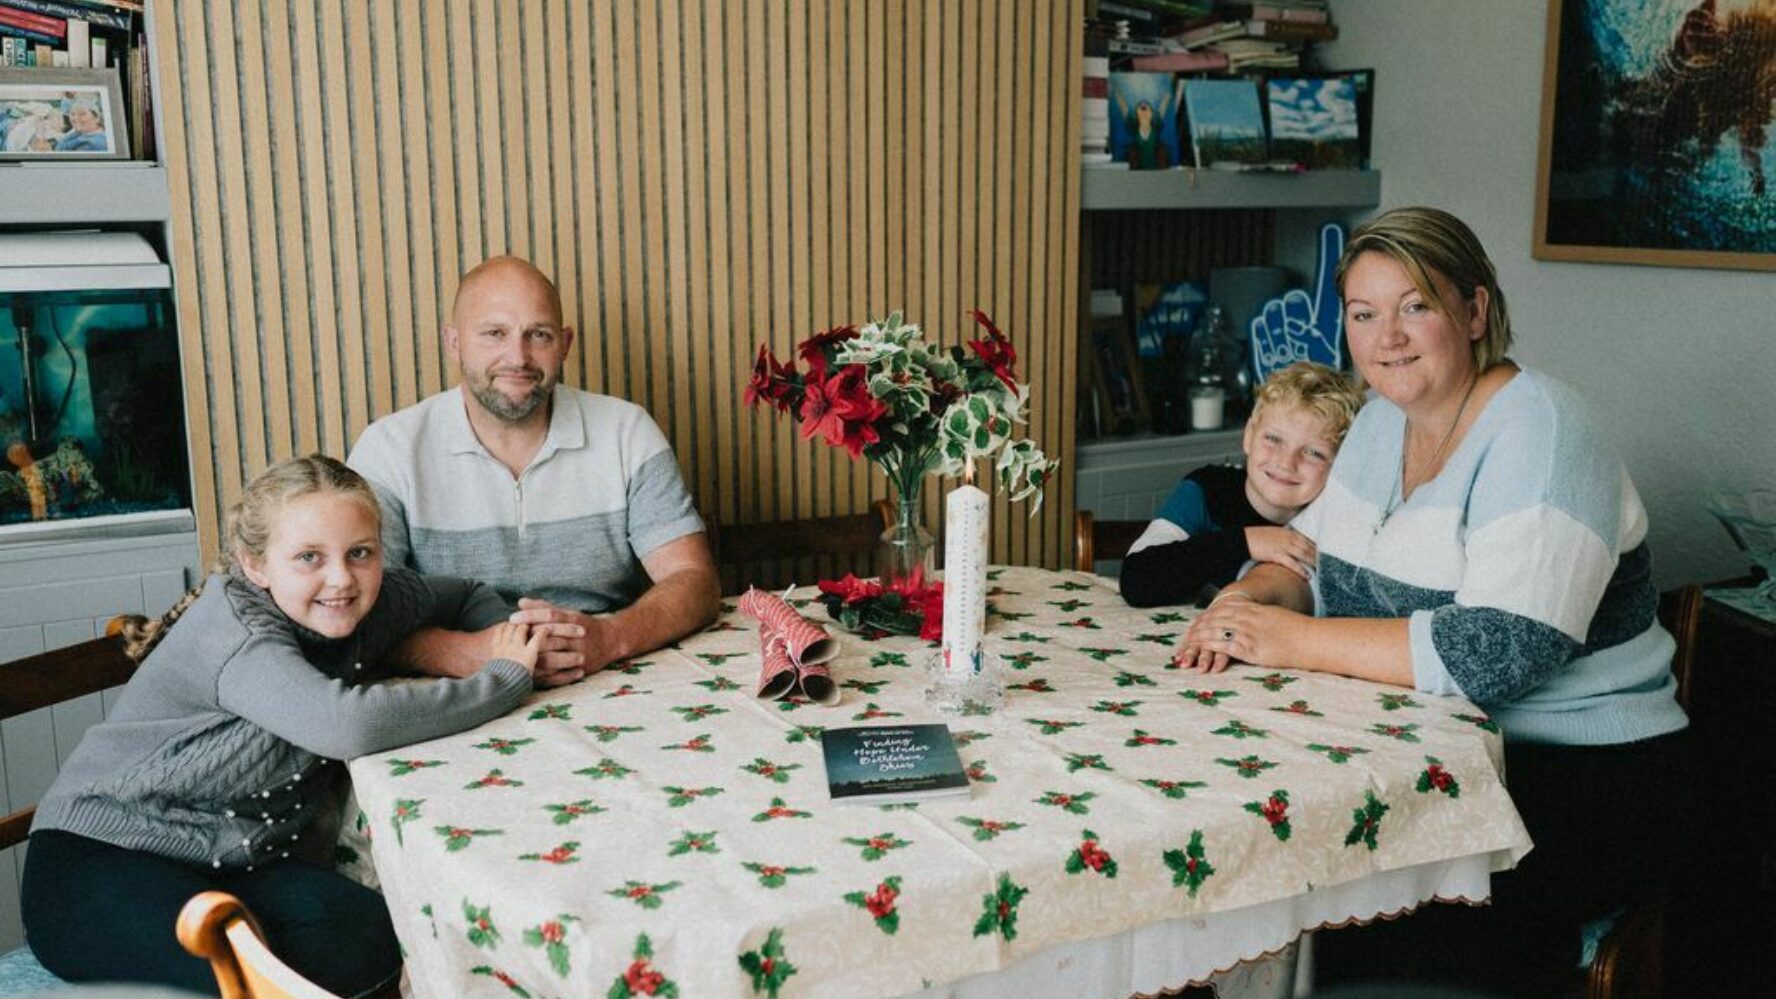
{"left": 743, "top": 345, "right": 800, "bottom": 413}
{"left": 967, "top": 309, "right": 1019, "bottom": 391}
{"left": 914, "top": 587, "right": 945, "bottom": 641}
{"left": 818, "top": 572, "right": 885, "bottom": 605}
{"left": 799, "top": 364, "right": 888, "bottom": 458}
{"left": 796, "top": 323, "right": 858, "bottom": 379}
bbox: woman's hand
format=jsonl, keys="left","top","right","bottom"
{"left": 1244, "top": 526, "right": 1317, "bottom": 580}
{"left": 487, "top": 621, "right": 544, "bottom": 676}
{"left": 1174, "top": 595, "right": 1304, "bottom": 673}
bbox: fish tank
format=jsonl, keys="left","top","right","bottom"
{"left": 0, "top": 231, "right": 191, "bottom": 542}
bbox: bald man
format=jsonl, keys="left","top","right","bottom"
{"left": 348, "top": 256, "right": 720, "bottom": 686}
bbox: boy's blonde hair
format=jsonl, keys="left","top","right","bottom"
{"left": 1249, "top": 362, "right": 1364, "bottom": 445}
{"left": 119, "top": 455, "right": 380, "bottom": 660}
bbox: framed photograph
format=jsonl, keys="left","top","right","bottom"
{"left": 1182, "top": 79, "right": 1267, "bottom": 168}
{"left": 1534, "top": 0, "right": 1776, "bottom": 271}
{"left": 1265, "top": 69, "right": 1371, "bottom": 170}
{"left": 0, "top": 68, "right": 130, "bottom": 161}
{"left": 1088, "top": 317, "right": 1148, "bottom": 437}
{"left": 1108, "top": 72, "right": 1184, "bottom": 170}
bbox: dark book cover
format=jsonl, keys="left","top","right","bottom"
{"left": 820, "top": 724, "right": 971, "bottom": 805}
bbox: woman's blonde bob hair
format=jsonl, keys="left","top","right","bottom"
{"left": 1334, "top": 206, "right": 1514, "bottom": 372}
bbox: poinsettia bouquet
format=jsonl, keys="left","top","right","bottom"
{"left": 816, "top": 567, "right": 945, "bottom": 640}
{"left": 744, "top": 309, "right": 1058, "bottom": 509}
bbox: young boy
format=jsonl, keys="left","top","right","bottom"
{"left": 1120, "top": 361, "right": 1363, "bottom": 607}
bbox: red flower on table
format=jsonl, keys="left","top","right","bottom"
{"left": 798, "top": 364, "right": 887, "bottom": 458}
{"left": 744, "top": 345, "right": 801, "bottom": 412}
{"left": 818, "top": 572, "right": 884, "bottom": 605}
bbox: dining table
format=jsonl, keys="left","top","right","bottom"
{"left": 342, "top": 566, "right": 1532, "bottom": 999}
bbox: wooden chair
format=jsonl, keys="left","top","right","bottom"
{"left": 1582, "top": 583, "right": 1704, "bottom": 999}
{"left": 1072, "top": 510, "right": 1149, "bottom": 572}
{"left": 710, "top": 500, "right": 895, "bottom": 594}
{"left": 177, "top": 891, "right": 342, "bottom": 999}
{"left": 0, "top": 623, "right": 136, "bottom": 989}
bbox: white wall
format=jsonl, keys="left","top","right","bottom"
{"left": 1304, "top": 0, "right": 1776, "bottom": 588}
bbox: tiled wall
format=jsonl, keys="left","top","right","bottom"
{"left": 0, "top": 532, "right": 200, "bottom": 951}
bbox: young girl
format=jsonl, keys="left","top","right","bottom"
{"left": 21, "top": 454, "right": 540, "bottom": 996}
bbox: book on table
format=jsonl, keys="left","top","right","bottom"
{"left": 820, "top": 723, "right": 971, "bottom": 805}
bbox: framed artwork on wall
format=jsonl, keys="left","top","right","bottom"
{"left": 1534, "top": 0, "right": 1776, "bottom": 271}
{"left": 0, "top": 68, "right": 130, "bottom": 160}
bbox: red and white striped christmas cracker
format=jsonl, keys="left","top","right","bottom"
{"left": 756, "top": 635, "right": 799, "bottom": 700}
{"left": 740, "top": 587, "right": 841, "bottom": 704}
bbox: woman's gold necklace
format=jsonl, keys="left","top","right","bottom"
{"left": 1374, "top": 374, "right": 1479, "bottom": 533}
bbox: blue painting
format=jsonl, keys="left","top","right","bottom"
{"left": 1183, "top": 79, "right": 1267, "bottom": 167}
{"left": 1537, "top": 0, "right": 1776, "bottom": 269}
{"left": 1265, "top": 76, "right": 1362, "bottom": 169}
{"left": 1109, "top": 72, "right": 1183, "bottom": 170}
{"left": 1249, "top": 223, "right": 1345, "bottom": 386}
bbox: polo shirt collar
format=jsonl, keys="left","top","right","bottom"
{"left": 444, "top": 384, "right": 586, "bottom": 461}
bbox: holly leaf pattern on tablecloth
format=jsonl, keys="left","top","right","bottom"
{"left": 844, "top": 875, "right": 904, "bottom": 935}
{"left": 1126, "top": 729, "right": 1176, "bottom": 748}
{"left": 1035, "top": 790, "right": 1096, "bottom": 814}
{"left": 1212, "top": 719, "right": 1268, "bottom": 739}
{"left": 957, "top": 816, "right": 1026, "bottom": 841}
{"left": 1065, "top": 828, "right": 1118, "bottom": 878}
{"left": 1453, "top": 712, "right": 1500, "bottom": 733}
{"left": 607, "top": 658, "right": 654, "bottom": 675}
{"left": 668, "top": 830, "right": 721, "bottom": 856}
{"left": 1060, "top": 617, "right": 1102, "bottom": 630}
{"left": 852, "top": 702, "right": 903, "bottom": 721}
{"left": 519, "top": 841, "right": 580, "bottom": 865}
{"left": 1216, "top": 755, "right": 1279, "bottom": 779}
{"left": 964, "top": 759, "right": 996, "bottom": 782}
{"left": 1091, "top": 699, "right": 1142, "bottom": 717}
{"left": 1370, "top": 722, "right": 1422, "bottom": 743}
{"left": 663, "top": 785, "right": 724, "bottom": 807}
{"left": 523, "top": 914, "right": 580, "bottom": 977}
{"left": 1113, "top": 670, "right": 1157, "bottom": 687}
{"left": 435, "top": 825, "right": 503, "bottom": 852}
{"left": 737, "top": 927, "right": 797, "bottom": 997}
{"left": 1149, "top": 611, "right": 1186, "bottom": 624}
{"left": 391, "top": 798, "right": 423, "bottom": 846}
{"left": 844, "top": 832, "right": 912, "bottom": 861}
{"left": 696, "top": 676, "right": 742, "bottom": 693}
{"left": 609, "top": 880, "right": 682, "bottom": 910}
{"left": 741, "top": 757, "right": 802, "bottom": 783}
{"left": 544, "top": 799, "right": 606, "bottom": 825}
{"left": 752, "top": 797, "right": 812, "bottom": 822}
{"left": 672, "top": 703, "right": 730, "bottom": 723}
{"left": 1306, "top": 743, "right": 1369, "bottom": 764}
{"left": 1051, "top": 580, "right": 1091, "bottom": 591}
{"left": 1007, "top": 677, "right": 1056, "bottom": 693}
{"left": 1048, "top": 599, "right": 1089, "bottom": 612}
{"left": 743, "top": 862, "right": 817, "bottom": 888}
{"left": 463, "top": 899, "right": 500, "bottom": 949}
{"left": 952, "top": 729, "right": 991, "bottom": 747}
{"left": 869, "top": 651, "right": 911, "bottom": 668}
{"left": 465, "top": 769, "right": 524, "bottom": 790}
{"left": 1065, "top": 753, "right": 1111, "bottom": 773}
{"left": 387, "top": 758, "right": 444, "bottom": 777}
{"left": 527, "top": 703, "right": 572, "bottom": 722}
{"left": 1271, "top": 700, "right": 1324, "bottom": 717}
{"left": 661, "top": 733, "right": 716, "bottom": 753}
{"left": 474, "top": 737, "right": 535, "bottom": 756}
{"left": 1243, "top": 790, "right": 1292, "bottom": 841}
{"left": 1134, "top": 633, "right": 1176, "bottom": 646}
{"left": 1027, "top": 718, "right": 1082, "bottom": 735}
{"left": 1142, "top": 777, "right": 1207, "bottom": 799}
{"left": 697, "top": 653, "right": 741, "bottom": 666}
{"left": 1246, "top": 672, "right": 1297, "bottom": 691}
{"left": 1077, "top": 647, "right": 1126, "bottom": 662}
{"left": 1344, "top": 790, "right": 1390, "bottom": 850}
{"left": 1164, "top": 829, "right": 1216, "bottom": 896}
{"left": 471, "top": 965, "right": 531, "bottom": 997}
{"left": 1002, "top": 651, "right": 1049, "bottom": 669}
{"left": 1377, "top": 692, "right": 1421, "bottom": 711}
{"left": 1005, "top": 631, "right": 1052, "bottom": 643}
{"left": 609, "top": 933, "right": 680, "bottom": 998}
{"left": 972, "top": 873, "right": 1029, "bottom": 940}
{"left": 842, "top": 678, "right": 889, "bottom": 695}
{"left": 576, "top": 758, "right": 634, "bottom": 780}
{"left": 584, "top": 724, "right": 645, "bottom": 743}
{"left": 1180, "top": 688, "right": 1237, "bottom": 707}
{"left": 1416, "top": 756, "right": 1461, "bottom": 798}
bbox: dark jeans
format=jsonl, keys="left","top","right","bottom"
{"left": 21, "top": 829, "right": 401, "bottom": 997}
{"left": 1315, "top": 728, "right": 1698, "bottom": 998}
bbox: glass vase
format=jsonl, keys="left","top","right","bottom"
{"left": 876, "top": 480, "right": 935, "bottom": 588}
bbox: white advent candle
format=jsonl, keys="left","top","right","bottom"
{"left": 941, "top": 482, "right": 990, "bottom": 676}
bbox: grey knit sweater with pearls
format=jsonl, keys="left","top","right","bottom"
{"left": 31, "top": 566, "right": 531, "bottom": 870}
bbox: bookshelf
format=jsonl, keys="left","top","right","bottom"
{"left": 0, "top": 161, "right": 168, "bottom": 223}
{"left": 1082, "top": 167, "right": 1381, "bottom": 211}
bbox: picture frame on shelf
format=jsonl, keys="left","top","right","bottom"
{"left": 1108, "top": 71, "right": 1184, "bottom": 170}
{"left": 1089, "top": 316, "right": 1148, "bottom": 436}
{"left": 1182, "top": 78, "right": 1267, "bottom": 169}
{"left": 1264, "top": 69, "right": 1370, "bottom": 170}
{"left": 0, "top": 67, "right": 130, "bottom": 161}
{"left": 1534, "top": 0, "right": 1776, "bottom": 271}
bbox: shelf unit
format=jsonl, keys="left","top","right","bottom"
{"left": 0, "top": 163, "right": 171, "bottom": 225}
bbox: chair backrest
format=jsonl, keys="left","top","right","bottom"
{"left": 1072, "top": 510, "right": 1149, "bottom": 573}
{"left": 177, "top": 891, "right": 342, "bottom": 999}
{"left": 712, "top": 500, "right": 895, "bottom": 594}
{"left": 1658, "top": 583, "right": 1703, "bottom": 711}
{"left": 0, "top": 626, "right": 136, "bottom": 851}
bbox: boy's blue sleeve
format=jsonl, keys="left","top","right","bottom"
{"left": 1154, "top": 479, "right": 1214, "bottom": 534}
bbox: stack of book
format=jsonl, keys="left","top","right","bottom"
{"left": 1082, "top": 51, "right": 1114, "bottom": 166}
{"left": 0, "top": 0, "right": 151, "bottom": 160}
{"left": 1090, "top": 0, "right": 1336, "bottom": 75}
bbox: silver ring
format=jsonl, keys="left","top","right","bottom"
{"left": 1220, "top": 628, "right": 1235, "bottom": 642}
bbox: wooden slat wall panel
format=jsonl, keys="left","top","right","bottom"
{"left": 155, "top": 0, "right": 1082, "bottom": 570}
